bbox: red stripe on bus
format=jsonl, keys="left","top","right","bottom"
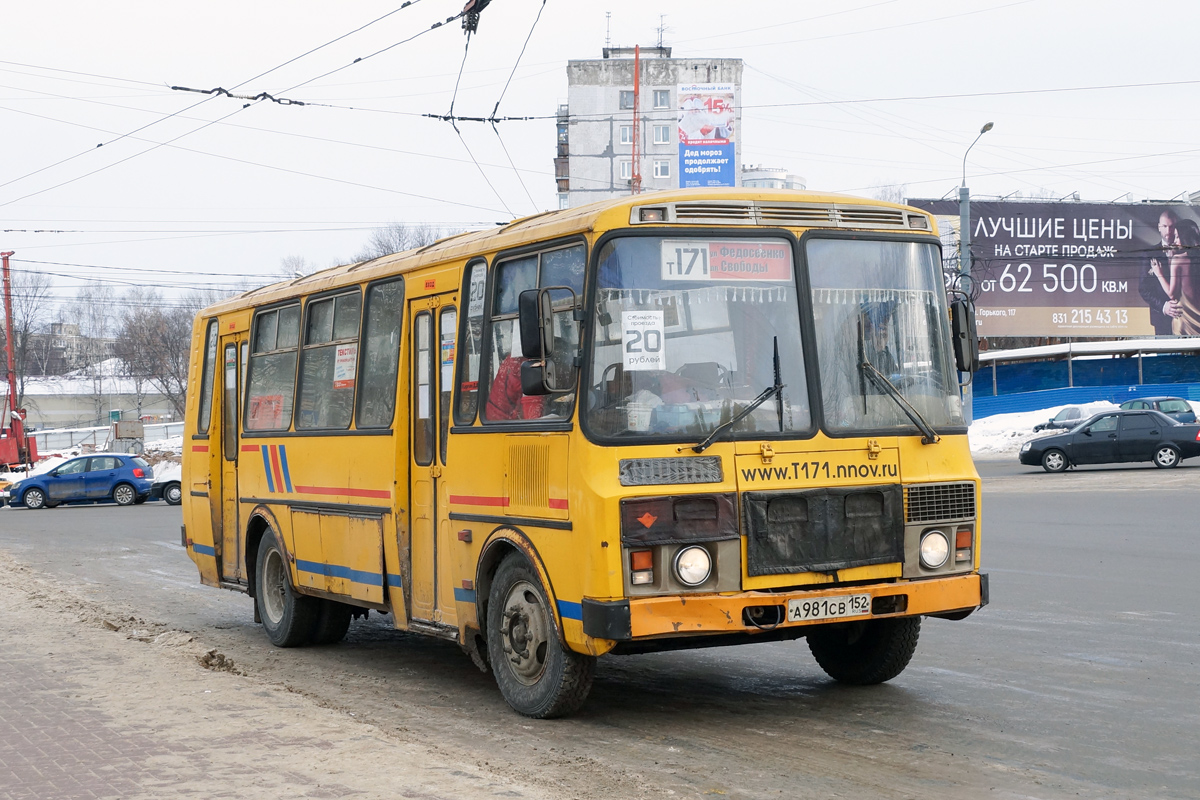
{"left": 450, "top": 494, "right": 569, "bottom": 510}
{"left": 268, "top": 446, "right": 285, "bottom": 491}
{"left": 192, "top": 445, "right": 209, "bottom": 452}
{"left": 450, "top": 494, "right": 508, "bottom": 507}
{"left": 240, "top": 444, "right": 259, "bottom": 452}
{"left": 294, "top": 485, "right": 392, "bottom": 500}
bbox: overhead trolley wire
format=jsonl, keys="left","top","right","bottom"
{"left": 1, "top": 1, "right": 447, "bottom": 207}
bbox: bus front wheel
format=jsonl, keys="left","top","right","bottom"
{"left": 255, "top": 531, "right": 318, "bottom": 647}
{"left": 807, "top": 616, "right": 921, "bottom": 685}
{"left": 486, "top": 555, "right": 595, "bottom": 718}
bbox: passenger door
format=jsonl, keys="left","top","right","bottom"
{"left": 1072, "top": 414, "right": 1119, "bottom": 464}
{"left": 219, "top": 336, "right": 247, "bottom": 582}
{"left": 46, "top": 458, "right": 87, "bottom": 501}
{"left": 408, "top": 294, "right": 457, "bottom": 625}
{"left": 84, "top": 456, "right": 120, "bottom": 499}
{"left": 1118, "top": 413, "right": 1161, "bottom": 462}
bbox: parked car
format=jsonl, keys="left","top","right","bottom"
{"left": 1033, "top": 406, "right": 1084, "bottom": 432}
{"left": 1019, "top": 409, "right": 1200, "bottom": 472}
{"left": 151, "top": 478, "right": 182, "bottom": 505}
{"left": 7, "top": 454, "right": 154, "bottom": 509}
{"left": 1118, "top": 396, "right": 1196, "bottom": 423}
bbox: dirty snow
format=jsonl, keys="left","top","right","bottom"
{"left": 968, "top": 402, "right": 1121, "bottom": 459}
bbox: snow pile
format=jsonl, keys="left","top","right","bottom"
{"left": 968, "top": 402, "right": 1120, "bottom": 458}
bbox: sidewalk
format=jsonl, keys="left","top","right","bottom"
{"left": 0, "top": 554, "right": 537, "bottom": 800}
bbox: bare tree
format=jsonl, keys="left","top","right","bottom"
{"left": 278, "top": 254, "right": 317, "bottom": 278}
{"left": 67, "top": 282, "right": 118, "bottom": 422}
{"left": 872, "top": 183, "right": 909, "bottom": 205}
{"left": 0, "top": 268, "right": 55, "bottom": 406}
{"left": 353, "top": 223, "right": 444, "bottom": 262}
{"left": 116, "top": 292, "right": 207, "bottom": 420}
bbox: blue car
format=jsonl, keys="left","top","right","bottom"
{"left": 8, "top": 454, "right": 154, "bottom": 509}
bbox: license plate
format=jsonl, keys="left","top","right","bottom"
{"left": 787, "top": 593, "right": 871, "bottom": 622}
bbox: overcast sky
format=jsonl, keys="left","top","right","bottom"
{"left": 3, "top": 0, "right": 1199, "bottom": 311}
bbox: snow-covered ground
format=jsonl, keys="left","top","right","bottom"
{"left": 968, "top": 402, "right": 1121, "bottom": 459}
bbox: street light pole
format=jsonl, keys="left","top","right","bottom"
{"left": 958, "top": 121, "right": 993, "bottom": 426}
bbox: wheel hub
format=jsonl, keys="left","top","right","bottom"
{"left": 261, "top": 549, "right": 287, "bottom": 625}
{"left": 499, "top": 581, "right": 549, "bottom": 685}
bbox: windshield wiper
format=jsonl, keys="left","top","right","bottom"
{"left": 688, "top": 337, "right": 785, "bottom": 454}
{"left": 859, "top": 360, "right": 941, "bottom": 445}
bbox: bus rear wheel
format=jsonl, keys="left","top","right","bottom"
{"left": 310, "top": 599, "right": 353, "bottom": 645}
{"left": 807, "top": 616, "right": 921, "bottom": 685}
{"left": 255, "top": 530, "right": 317, "bottom": 647}
{"left": 486, "top": 555, "right": 594, "bottom": 718}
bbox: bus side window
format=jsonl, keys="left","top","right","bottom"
{"left": 439, "top": 306, "right": 456, "bottom": 464}
{"left": 455, "top": 261, "right": 486, "bottom": 425}
{"left": 357, "top": 278, "right": 405, "bottom": 428}
{"left": 413, "top": 313, "right": 435, "bottom": 466}
{"left": 297, "top": 291, "right": 362, "bottom": 430}
{"left": 245, "top": 304, "right": 300, "bottom": 431}
{"left": 196, "top": 319, "right": 219, "bottom": 436}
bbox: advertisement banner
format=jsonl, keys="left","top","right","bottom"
{"left": 909, "top": 200, "right": 1200, "bottom": 337}
{"left": 678, "top": 83, "right": 736, "bottom": 188}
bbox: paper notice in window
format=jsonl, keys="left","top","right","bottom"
{"left": 622, "top": 311, "right": 665, "bottom": 371}
{"left": 333, "top": 344, "right": 357, "bottom": 389}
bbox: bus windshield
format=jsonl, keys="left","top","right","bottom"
{"left": 586, "top": 235, "right": 811, "bottom": 439}
{"left": 807, "top": 238, "right": 963, "bottom": 434}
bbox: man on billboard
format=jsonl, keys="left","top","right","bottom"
{"left": 1140, "top": 210, "right": 1184, "bottom": 335}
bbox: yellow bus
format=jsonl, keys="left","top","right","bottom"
{"left": 182, "top": 188, "right": 987, "bottom": 718}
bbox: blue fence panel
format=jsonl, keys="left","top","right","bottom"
{"left": 974, "top": 381, "right": 1200, "bottom": 418}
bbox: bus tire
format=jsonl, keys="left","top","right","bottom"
{"left": 807, "top": 616, "right": 921, "bottom": 685}
{"left": 486, "top": 555, "right": 594, "bottom": 718}
{"left": 310, "top": 599, "right": 353, "bottom": 645}
{"left": 255, "top": 531, "right": 317, "bottom": 647}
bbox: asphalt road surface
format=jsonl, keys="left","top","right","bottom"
{"left": 1, "top": 462, "right": 1197, "bottom": 799}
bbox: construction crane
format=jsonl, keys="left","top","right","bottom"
{"left": 0, "top": 251, "right": 37, "bottom": 469}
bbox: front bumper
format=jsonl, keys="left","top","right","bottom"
{"left": 583, "top": 572, "right": 986, "bottom": 641}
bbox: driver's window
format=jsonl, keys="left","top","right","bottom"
{"left": 482, "top": 244, "right": 584, "bottom": 423}
{"left": 57, "top": 459, "right": 87, "bottom": 476}
{"left": 1091, "top": 415, "right": 1118, "bottom": 432}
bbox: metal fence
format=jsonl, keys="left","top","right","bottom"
{"left": 32, "top": 422, "right": 185, "bottom": 454}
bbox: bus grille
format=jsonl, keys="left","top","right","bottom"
{"left": 905, "top": 482, "right": 976, "bottom": 522}
{"left": 653, "top": 201, "right": 909, "bottom": 229}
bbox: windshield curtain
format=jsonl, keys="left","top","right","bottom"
{"left": 586, "top": 235, "right": 810, "bottom": 440}
{"left": 807, "top": 238, "right": 963, "bottom": 433}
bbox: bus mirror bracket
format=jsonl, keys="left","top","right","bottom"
{"left": 950, "top": 297, "right": 979, "bottom": 374}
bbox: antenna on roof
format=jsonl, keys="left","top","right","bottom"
{"left": 605, "top": 11, "right": 611, "bottom": 50}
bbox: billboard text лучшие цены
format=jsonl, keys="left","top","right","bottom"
{"left": 908, "top": 200, "right": 1200, "bottom": 337}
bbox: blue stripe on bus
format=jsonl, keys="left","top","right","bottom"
{"left": 260, "top": 446, "right": 275, "bottom": 493}
{"left": 192, "top": 543, "right": 216, "bottom": 557}
{"left": 453, "top": 588, "right": 477, "bottom": 604}
{"left": 278, "top": 444, "right": 294, "bottom": 493}
{"left": 386, "top": 573, "right": 404, "bottom": 588}
{"left": 295, "top": 559, "right": 384, "bottom": 587}
{"left": 557, "top": 600, "right": 582, "bottom": 621}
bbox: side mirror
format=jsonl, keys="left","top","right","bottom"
{"left": 518, "top": 289, "right": 554, "bottom": 360}
{"left": 1082, "top": 428, "right": 1092, "bottom": 436}
{"left": 950, "top": 298, "right": 979, "bottom": 373}
{"left": 517, "top": 286, "right": 579, "bottom": 396}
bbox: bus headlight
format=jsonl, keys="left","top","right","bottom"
{"left": 919, "top": 530, "right": 950, "bottom": 569}
{"left": 673, "top": 546, "right": 712, "bottom": 586}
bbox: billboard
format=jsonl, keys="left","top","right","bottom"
{"left": 677, "top": 83, "right": 736, "bottom": 188}
{"left": 909, "top": 200, "right": 1200, "bottom": 337}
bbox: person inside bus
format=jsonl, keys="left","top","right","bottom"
{"left": 486, "top": 335, "right": 576, "bottom": 420}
